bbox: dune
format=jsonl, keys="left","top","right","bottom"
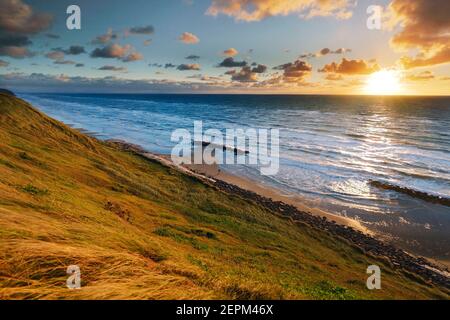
{"left": 0, "top": 93, "right": 448, "bottom": 299}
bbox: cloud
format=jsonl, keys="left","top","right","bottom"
{"left": 164, "top": 63, "right": 176, "bottom": 68}
{"left": 45, "top": 51, "right": 78, "bottom": 65}
{"left": 98, "top": 65, "right": 127, "bottom": 72}
{"left": 404, "top": 71, "right": 435, "bottom": 81}
{"left": 324, "top": 73, "right": 343, "bottom": 81}
{"left": 251, "top": 64, "right": 267, "bottom": 73}
{"left": 179, "top": 32, "right": 200, "bottom": 44}
{"left": 318, "top": 58, "right": 379, "bottom": 75}
{"left": 53, "top": 45, "right": 85, "bottom": 55}
{"left": 92, "top": 29, "right": 118, "bottom": 44}
{"left": 0, "top": 72, "right": 235, "bottom": 93}
{"left": 300, "top": 47, "right": 351, "bottom": 58}
{"left": 231, "top": 66, "right": 258, "bottom": 82}
{"left": 177, "top": 63, "right": 201, "bottom": 71}
{"left": 218, "top": 57, "right": 247, "bottom": 67}
{"left": 54, "top": 60, "right": 76, "bottom": 65}
{"left": 0, "top": 35, "right": 31, "bottom": 47}
{"left": 0, "top": 0, "right": 52, "bottom": 34}
{"left": 143, "top": 39, "right": 152, "bottom": 46}
{"left": 45, "top": 33, "right": 60, "bottom": 39}
{"left": 399, "top": 48, "right": 450, "bottom": 69}
{"left": 0, "top": 35, "right": 34, "bottom": 57}
{"left": 64, "top": 45, "right": 85, "bottom": 55}
{"left": 45, "top": 50, "right": 65, "bottom": 61}
{"left": 206, "top": 0, "right": 355, "bottom": 22}
{"left": 185, "top": 55, "right": 200, "bottom": 60}
{"left": 389, "top": 0, "right": 450, "bottom": 68}
{"left": 122, "top": 52, "right": 143, "bottom": 62}
{"left": 0, "top": 46, "right": 33, "bottom": 58}
{"left": 75, "top": 63, "right": 84, "bottom": 68}
{"left": 223, "top": 48, "right": 238, "bottom": 57}
{"left": 90, "top": 44, "right": 143, "bottom": 62}
{"left": 0, "top": 59, "right": 9, "bottom": 67}
{"left": 0, "top": 0, "right": 52, "bottom": 58}
{"left": 129, "top": 25, "right": 154, "bottom": 35}
{"left": 274, "top": 59, "right": 312, "bottom": 81}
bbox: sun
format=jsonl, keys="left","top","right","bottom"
{"left": 364, "top": 69, "right": 403, "bottom": 95}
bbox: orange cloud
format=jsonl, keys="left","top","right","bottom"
{"left": 319, "top": 58, "right": 379, "bottom": 75}
{"left": 404, "top": 71, "right": 435, "bottom": 81}
{"left": 399, "top": 48, "right": 450, "bottom": 69}
{"left": 389, "top": 0, "right": 450, "bottom": 68}
{"left": 223, "top": 48, "right": 238, "bottom": 57}
{"left": 179, "top": 32, "right": 200, "bottom": 44}
{"left": 206, "top": 0, "right": 354, "bottom": 21}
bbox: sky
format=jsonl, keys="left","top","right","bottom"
{"left": 0, "top": 0, "right": 449, "bottom": 95}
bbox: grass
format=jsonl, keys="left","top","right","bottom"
{"left": 0, "top": 93, "right": 448, "bottom": 300}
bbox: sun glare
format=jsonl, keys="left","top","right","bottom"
{"left": 364, "top": 70, "right": 403, "bottom": 95}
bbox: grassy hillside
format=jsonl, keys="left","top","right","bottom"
{"left": 0, "top": 93, "right": 447, "bottom": 299}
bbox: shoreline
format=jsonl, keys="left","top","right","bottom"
{"left": 106, "top": 139, "right": 450, "bottom": 288}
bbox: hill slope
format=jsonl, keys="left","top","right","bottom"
{"left": 0, "top": 94, "right": 448, "bottom": 299}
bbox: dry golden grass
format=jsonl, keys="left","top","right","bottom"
{"left": 0, "top": 94, "right": 448, "bottom": 300}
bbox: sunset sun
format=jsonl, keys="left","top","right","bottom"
{"left": 364, "top": 70, "right": 403, "bottom": 95}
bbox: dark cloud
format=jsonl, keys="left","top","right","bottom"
{"left": 177, "top": 63, "right": 201, "bottom": 71}
{"left": 129, "top": 25, "right": 154, "bottom": 35}
{"left": 164, "top": 63, "right": 176, "bottom": 68}
{"left": 54, "top": 60, "right": 76, "bottom": 65}
{"left": 64, "top": 45, "right": 85, "bottom": 55}
{"left": 218, "top": 57, "right": 247, "bottom": 68}
{"left": 98, "top": 65, "right": 127, "bottom": 72}
{"left": 0, "top": 35, "right": 31, "bottom": 47}
{"left": 75, "top": 63, "right": 84, "bottom": 68}
{"left": 90, "top": 44, "right": 142, "bottom": 62}
{"left": 53, "top": 45, "right": 85, "bottom": 55}
{"left": 0, "top": 0, "right": 52, "bottom": 58}
{"left": 274, "top": 60, "right": 312, "bottom": 80}
{"left": 318, "top": 58, "right": 379, "bottom": 75}
{"left": 251, "top": 64, "right": 267, "bottom": 73}
{"left": 224, "top": 70, "right": 236, "bottom": 75}
{"left": 45, "top": 33, "right": 60, "bottom": 39}
{"left": 149, "top": 63, "right": 163, "bottom": 68}
{"left": 231, "top": 66, "right": 257, "bottom": 82}
{"left": 185, "top": 55, "right": 200, "bottom": 60}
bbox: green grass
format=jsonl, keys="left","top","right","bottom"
{"left": 0, "top": 93, "right": 448, "bottom": 300}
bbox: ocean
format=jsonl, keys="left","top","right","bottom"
{"left": 19, "top": 93, "right": 450, "bottom": 260}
